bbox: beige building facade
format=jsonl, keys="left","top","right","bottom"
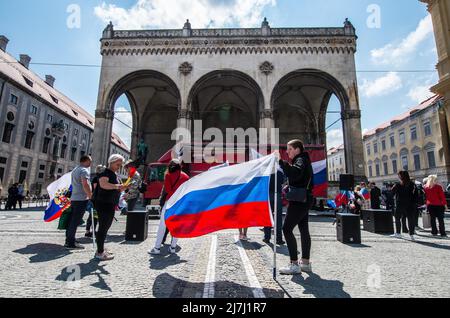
{"left": 327, "top": 144, "right": 346, "bottom": 182}
{"left": 0, "top": 37, "right": 130, "bottom": 196}
{"left": 363, "top": 95, "right": 450, "bottom": 187}
{"left": 420, "top": 0, "right": 450, "bottom": 176}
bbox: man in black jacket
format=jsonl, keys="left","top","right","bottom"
{"left": 370, "top": 182, "right": 382, "bottom": 209}
{"left": 276, "top": 140, "right": 314, "bottom": 275}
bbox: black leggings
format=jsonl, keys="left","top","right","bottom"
{"left": 428, "top": 205, "right": 446, "bottom": 236}
{"left": 283, "top": 200, "right": 312, "bottom": 262}
{"left": 95, "top": 202, "right": 116, "bottom": 254}
{"left": 395, "top": 205, "right": 416, "bottom": 235}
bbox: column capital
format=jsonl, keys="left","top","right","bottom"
{"left": 95, "top": 109, "right": 115, "bottom": 120}
{"left": 260, "top": 109, "right": 274, "bottom": 119}
{"left": 342, "top": 109, "right": 361, "bottom": 120}
{"left": 178, "top": 109, "right": 192, "bottom": 119}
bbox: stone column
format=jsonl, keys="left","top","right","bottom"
{"left": 342, "top": 109, "right": 366, "bottom": 179}
{"left": 259, "top": 109, "right": 277, "bottom": 150}
{"left": 92, "top": 109, "right": 114, "bottom": 167}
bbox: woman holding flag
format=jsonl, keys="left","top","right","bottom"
{"left": 94, "top": 154, "right": 129, "bottom": 261}
{"left": 149, "top": 159, "right": 189, "bottom": 255}
{"left": 277, "top": 140, "right": 314, "bottom": 275}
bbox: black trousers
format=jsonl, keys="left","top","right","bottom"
{"left": 428, "top": 205, "right": 446, "bottom": 236}
{"left": 95, "top": 202, "right": 116, "bottom": 254}
{"left": 66, "top": 200, "right": 88, "bottom": 246}
{"left": 283, "top": 198, "right": 312, "bottom": 262}
{"left": 395, "top": 205, "right": 415, "bottom": 235}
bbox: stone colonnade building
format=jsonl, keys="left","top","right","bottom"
{"left": 92, "top": 18, "right": 366, "bottom": 179}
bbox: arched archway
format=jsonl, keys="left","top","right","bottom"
{"left": 187, "top": 70, "right": 265, "bottom": 139}
{"left": 271, "top": 69, "right": 350, "bottom": 145}
{"left": 102, "top": 70, "right": 181, "bottom": 163}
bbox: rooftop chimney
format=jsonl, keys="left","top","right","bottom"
{"left": 45, "top": 75, "right": 55, "bottom": 87}
{"left": 19, "top": 54, "right": 31, "bottom": 69}
{"left": 0, "top": 36, "right": 9, "bottom": 52}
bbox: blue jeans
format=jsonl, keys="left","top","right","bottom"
{"left": 65, "top": 200, "right": 88, "bottom": 246}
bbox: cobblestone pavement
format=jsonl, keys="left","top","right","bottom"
{"left": 0, "top": 209, "right": 449, "bottom": 298}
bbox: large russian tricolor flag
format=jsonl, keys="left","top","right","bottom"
{"left": 309, "top": 150, "right": 327, "bottom": 198}
{"left": 164, "top": 154, "right": 277, "bottom": 238}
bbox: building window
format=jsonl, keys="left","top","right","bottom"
{"left": 61, "top": 144, "right": 68, "bottom": 159}
{"left": 373, "top": 142, "right": 378, "bottom": 154}
{"left": 0, "top": 157, "right": 7, "bottom": 164}
{"left": 399, "top": 132, "right": 406, "bottom": 145}
{"left": 38, "top": 172, "right": 44, "bottom": 179}
{"left": 21, "top": 161, "right": 28, "bottom": 168}
{"left": 381, "top": 140, "right": 386, "bottom": 151}
{"left": 18, "top": 170, "right": 27, "bottom": 184}
{"left": 50, "top": 95, "right": 59, "bottom": 104}
{"left": 368, "top": 166, "right": 373, "bottom": 178}
{"left": 414, "top": 154, "right": 421, "bottom": 170}
{"left": 24, "top": 131, "right": 35, "bottom": 149}
{"left": 47, "top": 114, "right": 53, "bottom": 123}
{"left": 383, "top": 162, "right": 389, "bottom": 175}
{"left": 42, "top": 137, "right": 51, "bottom": 154}
{"left": 367, "top": 144, "right": 371, "bottom": 156}
{"left": 39, "top": 164, "right": 45, "bottom": 171}
{"left": 74, "top": 129, "right": 78, "bottom": 136}
{"left": 30, "top": 105, "right": 38, "bottom": 115}
{"left": 10, "top": 94, "right": 18, "bottom": 105}
{"left": 2, "top": 123, "right": 15, "bottom": 144}
{"left": 375, "top": 164, "right": 380, "bottom": 177}
{"left": 6, "top": 112, "right": 15, "bottom": 122}
{"left": 427, "top": 151, "right": 436, "bottom": 169}
{"left": 424, "top": 121, "right": 432, "bottom": 136}
{"left": 392, "top": 160, "right": 398, "bottom": 174}
{"left": 401, "top": 155, "right": 409, "bottom": 171}
{"left": 390, "top": 135, "right": 395, "bottom": 148}
{"left": 0, "top": 167, "right": 4, "bottom": 182}
{"left": 70, "top": 147, "right": 77, "bottom": 161}
{"left": 411, "top": 126, "right": 418, "bottom": 141}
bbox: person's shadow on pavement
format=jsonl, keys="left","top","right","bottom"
{"left": 55, "top": 259, "right": 111, "bottom": 292}
{"left": 290, "top": 272, "right": 351, "bottom": 298}
{"left": 149, "top": 251, "right": 188, "bottom": 270}
{"left": 13, "top": 243, "right": 71, "bottom": 263}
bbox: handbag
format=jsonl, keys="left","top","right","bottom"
{"left": 286, "top": 178, "right": 312, "bottom": 203}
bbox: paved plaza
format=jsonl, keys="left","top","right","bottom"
{"left": 0, "top": 209, "right": 449, "bottom": 298}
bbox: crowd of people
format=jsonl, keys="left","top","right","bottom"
{"left": 337, "top": 173, "right": 448, "bottom": 241}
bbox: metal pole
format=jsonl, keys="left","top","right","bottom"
{"left": 273, "top": 156, "right": 278, "bottom": 281}
{"left": 91, "top": 205, "right": 96, "bottom": 254}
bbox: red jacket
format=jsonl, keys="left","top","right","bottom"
{"left": 424, "top": 184, "right": 447, "bottom": 207}
{"left": 164, "top": 170, "right": 190, "bottom": 200}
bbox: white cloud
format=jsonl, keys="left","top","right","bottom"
{"left": 94, "top": 0, "right": 277, "bottom": 29}
{"left": 113, "top": 107, "right": 133, "bottom": 148}
{"left": 371, "top": 15, "right": 433, "bottom": 66}
{"left": 327, "top": 129, "right": 344, "bottom": 150}
{"left": 407, "top": 85, "right": 434, "bottom": 104}
{"left": 360, "top": 72, "right": 403, "bottom": 98}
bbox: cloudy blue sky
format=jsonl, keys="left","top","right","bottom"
{"left": 0, "top": 0, "right": 438, "bottom": 149}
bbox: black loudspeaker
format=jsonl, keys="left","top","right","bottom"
{"left": 339, "top": 174, "right": 355, "bottom": 191}
{"left": 125, "top": 211, "right": 149, "bottom": 242}
{"left": 362, "top": 209, "right": 394, "bottom": 234}
{"left": 336, "top": 213, "right": 361, "bottom": 244}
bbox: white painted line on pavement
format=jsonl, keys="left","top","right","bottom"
{"left": 234, "top": 235, "right": 266, "bottom": 298}
{"left": 203, "top": 235, "right": 217, "bottom": 298}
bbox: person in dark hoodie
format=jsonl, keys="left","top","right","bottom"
{"left": 276, "top": 140, "right": 314, "bottom": 275}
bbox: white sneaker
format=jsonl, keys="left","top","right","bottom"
{"left": 149, "top": 247, "right": 161, "bottom": 255}
{"left": 279, "top": 263, "right": 301, "bottom": 275}
{"left": 169, "top": 246, "right": 177, "bottom": 254}
{"left": 300, "top": 262, "right": 312, "bottom": 273}
{"left": 95, "top": 252, "right": 114, "bottom": 261}
{"left": 390, "top": 233, "right": 402, "bottom": 239}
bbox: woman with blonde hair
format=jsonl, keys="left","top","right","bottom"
{"left": 424, "top": 175, "right": 447, "bottom": 237}
{"left": 94, "top": 154, "right": 129, "bottom": 261}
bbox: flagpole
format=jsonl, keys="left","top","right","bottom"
{"left": 273, "top": 156, "right": 278, "bottom": 281}
{"left": 91, "top": 203, "right": 96, "bottom": 255}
